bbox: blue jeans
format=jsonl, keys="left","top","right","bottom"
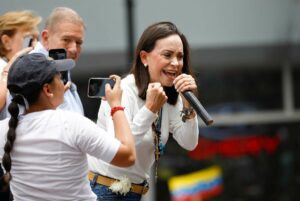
{"left": 90, "top": 182, "right": 142, "bottom": 201}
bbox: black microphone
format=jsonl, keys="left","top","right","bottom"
{"left": 181, "top": 91, "right": 213, "bottom": 126}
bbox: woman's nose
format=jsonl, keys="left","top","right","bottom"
{"left": 170, "top": 57, "right": 179, "bottom": 66}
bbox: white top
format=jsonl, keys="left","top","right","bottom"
{"left": 0, "top": 57, "right": 7, "bottom": 72}
{"left": 0, "top": 109, "right": 120, "bottom": 201}
{"left": 88, "top": 74, "right": 199, "bottom": 183}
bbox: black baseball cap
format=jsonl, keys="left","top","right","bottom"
{"left": 7, "top": 53, "right": 75, "bottom": 95}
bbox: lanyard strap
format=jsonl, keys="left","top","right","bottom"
{"left": 152, "top": 108, "right": 164, "bottom": 181}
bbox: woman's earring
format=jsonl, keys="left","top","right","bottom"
{"left": 144, "top": 64, "right": 148, "bottom": 68}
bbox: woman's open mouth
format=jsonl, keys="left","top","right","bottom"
{"left": 162, "top": 70, "right": 177, "bottom": 80}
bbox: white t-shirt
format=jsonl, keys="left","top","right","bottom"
{"left": 0, "top": 109, "right": 120, "bottom": 201}
{"left": 88, "top": 74, "right": 199, "bottom": 183}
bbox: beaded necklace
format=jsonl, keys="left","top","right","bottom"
{"left": 152, "top": 108, "right": 165, "bottom": 181}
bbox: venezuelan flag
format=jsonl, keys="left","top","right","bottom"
{"left": 168, "top": 165, "right": 223, "bottom": 201}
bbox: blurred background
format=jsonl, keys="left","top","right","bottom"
{"left": 1, "top": 0, "right": 300, "bottom": 200}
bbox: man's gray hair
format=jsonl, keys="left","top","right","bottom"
{"left": 45, "top": 7, "right": 86, "bottom": 31}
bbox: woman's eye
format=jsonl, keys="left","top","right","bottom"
{"left": 178, "top": 55, "right": 183, "bottom": 60}
{"left": 163, "top": 54, "right": 171, "bottom": 58}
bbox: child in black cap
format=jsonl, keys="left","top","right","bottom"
{"left": 0, "top": 53, "right": 136, "bottom": 201}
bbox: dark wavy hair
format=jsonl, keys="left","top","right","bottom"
{"left": 130, "top": 21, "right": 196, "bottom": 105}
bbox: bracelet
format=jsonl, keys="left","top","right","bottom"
{"left": 111, "top": 106, "right": 125, "bottom": 117}
{"left": 180, "top": 107, "right": 195, "bottom": 122}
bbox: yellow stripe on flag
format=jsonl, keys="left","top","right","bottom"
{"left": 168, "top": 165, "right": 222, "bottom": 191}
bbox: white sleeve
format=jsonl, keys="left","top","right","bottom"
{"left": 96, "top": 85, "right": 157, "bottom": 145}
{"left": 169, "top": 98, "right": 199, "bottom": 151}
{"left": 0, "top": 119, "right": 9, "bottom": 161}
{"left": 69, "top": 113, "right": 120, "bottom": 163}
{"left": 119, "top": 86, "right": 157, "bottom": 144}
{"left": 96, "top": 99, "right": 110, "bottom": 130}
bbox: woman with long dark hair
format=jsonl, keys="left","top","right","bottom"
{"left": 89, "top": 21, "right": 199, "bottom": 201}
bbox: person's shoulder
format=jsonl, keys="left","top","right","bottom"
{"left": 121, "top": 74, "right": 136, "bottom": 89}
{"left": 55, "top": 109, "right": 83, "bottom": 118}
{"left": 56, "top": 109, "right": 95, "bottom": 125}
{"left": 52, "top": 110, "right": 90, "bottom": 128}
{"left": 121, "top": 74, "right": 139, "bottom": 97}
{"left": 30, "top": 42, "right": 48, "bottom": 56}
{"left": 121, "top": 74, "right": 134, "bottom": 83}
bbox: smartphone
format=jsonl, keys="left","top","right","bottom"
{"left": 49, "top": 48, "right": 67, "bottom": 60}
{"left": 49, "top": 48, "right": 69, "bottom": 84}
{"left": 23, "top": 36, "right": 33, "bottom": 48}
{"left": 87, "top": 78, "right": 115, "bottom": 98}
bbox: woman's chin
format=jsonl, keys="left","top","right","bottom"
{"left": 161, "top": 81, "right": 173, "bottom": 87}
